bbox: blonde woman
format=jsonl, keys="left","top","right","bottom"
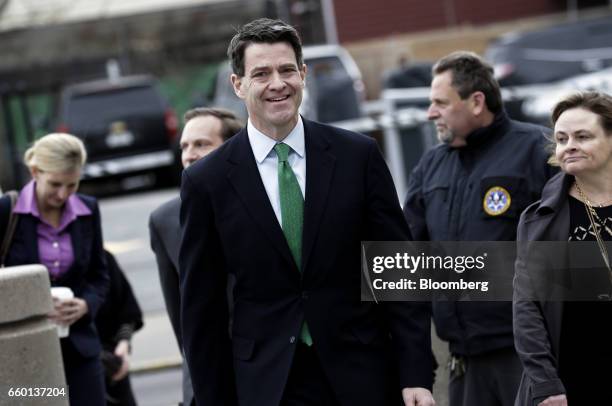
{"left": 0, "top": 133, "right": 108, "bottom": 406}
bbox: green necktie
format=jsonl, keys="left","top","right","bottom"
{"left": 274, "top": 143, "right": 312, "bottom": 346}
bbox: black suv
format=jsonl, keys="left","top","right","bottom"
{"left": 57, "top": 75, "right": 180, "bottom": 188}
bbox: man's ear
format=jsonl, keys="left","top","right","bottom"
{"left": 231, "top": 74, "right": 245, "bottom": 99}
{"left": 471, "top": 91, "right": 486, "bottom": 116}
{"left": 300, "top": 63, "right": 307, "bottom": 87}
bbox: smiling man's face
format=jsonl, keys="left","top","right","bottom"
{"left": 231, "top": 41, "right": 306, "bottom": 140}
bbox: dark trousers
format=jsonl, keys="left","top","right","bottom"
{"left": 105, "top": 374, "right": 137, "bottom": 406}
{"left": 281, "top": 343, "right": 340, "bottom": 406}
{"left": 61, "top": 339, "right": 106, "bottom": 406}
{"left": 449, "top": 347, "right": 522, "bottom": 406}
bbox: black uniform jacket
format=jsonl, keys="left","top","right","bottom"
{"left": 404, "top": 112, "right": 556, "bottom": 355}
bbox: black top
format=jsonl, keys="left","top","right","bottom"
{"left": 559, "top": 196, "right": 612, "bottom": 402}
{"left": 95, "top": 250, "right": 143, "bottom": 350}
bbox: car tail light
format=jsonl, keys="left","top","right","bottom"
{"left": 165, "top": 109, "right": 179, "bottom": 141}
{"left": 56, "top": 123, "right": 70, "bottom": 133}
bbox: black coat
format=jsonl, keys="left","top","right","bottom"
{"left": 403, "top": 112, "right": 556, "bottom": 355}
{"left": 179, "top": 119, "right": 434, "bottom": 406}
{"left": 513, "top": 172, "right": 572, "bottom": 405}
{"left": 95, "top": 250, "right": 143, "bottom": 349}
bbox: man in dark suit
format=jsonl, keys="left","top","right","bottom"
{"left": 180, "top": 18, "right": 435, "bottom": 406}
{"left": 149, "top": 107, "right": 242, "bottom": 406}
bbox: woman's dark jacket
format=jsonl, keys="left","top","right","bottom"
{"left": 513, "top": 172, "right": 573, "bottom": 405}
{"left": 0, "top": 193, "right": 109, "bottom": 358}
{"left": 96, "top": 250, "right": 143, "bottom": 350}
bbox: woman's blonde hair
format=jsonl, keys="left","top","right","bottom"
{"left": 24, "top": 133, "right": 87, "bottom": 173}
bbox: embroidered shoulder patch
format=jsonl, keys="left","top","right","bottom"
{"left": 483, "top": 186, "right": 511, "bottom": 216}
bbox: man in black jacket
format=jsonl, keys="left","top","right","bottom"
{"left": 403, "top": 51, "right": 556, "bottom": 406}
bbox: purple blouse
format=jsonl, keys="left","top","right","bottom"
{"left": 13, "top": 180, "right": 92, "bottom": 279}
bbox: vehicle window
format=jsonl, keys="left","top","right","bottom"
{"left": 308, "top": 57, "right": 350, "bottom": 82}
{"left": 65, "top": 86, "right": 163, "bottom": 129}
{"left": 306, "top": 56, "right": 361, "bottom": 122}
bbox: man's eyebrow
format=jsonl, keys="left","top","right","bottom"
{"left": 249, "top": 65, "right": 271, "bottom": 73}
{"left": 573, "top": 129, "right": 592, "bottom": 135}
{"left": 555, "top": 129, "right": 591, "bottom": 136}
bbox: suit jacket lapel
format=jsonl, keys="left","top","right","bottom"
{"left": 21, "top": 215, "right": 40, "bottom": 263}
{"left": 226, "top": 130, "right": 296, "bottom": 269}
{"left": 69, "top": 217, "right": 83, "bottom": 272}
{"left": 302, "top": 120, "right": 336, "bottom": 273}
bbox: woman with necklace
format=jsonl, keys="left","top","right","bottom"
{"left": 513, "top": 91, "right": 612, "bottom": 406}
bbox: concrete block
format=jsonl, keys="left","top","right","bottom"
{"left": 0, "top": 265, "right": 68, "bottom": 406}
{"left": 0, "top": 265, "right": 53, "bottom": 324}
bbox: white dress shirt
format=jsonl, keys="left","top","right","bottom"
{"left": 247, "top": 117, "right": 306, "bottom": 228}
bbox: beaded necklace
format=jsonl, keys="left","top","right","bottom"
{"left": 575, "top": 181, "right": 612, "bottom": 299}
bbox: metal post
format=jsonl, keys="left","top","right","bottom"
{"left": 0, "top": 92, "right": 23, "bottom": 188}
{"left": 567, "top": 0, "right": 578, "bottom": 21}
{"left": 18, "top": 88, "right": 35, "bottom": 145}
{"left": 381, "top": 96, "right": 408, "bottom": 202}
{"left": 275, "top": 0, "right": 291, "bottom": 22}
{"left": 320, "top": 0, "right": 338, "bottom": 44}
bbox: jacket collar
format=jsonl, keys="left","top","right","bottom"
{"left": 14, "top": 180, "right": 91, "bottom": 232}
{"left": 225, "top": 118, "right": 335, "bottom": 276}
{"left": 464, "top": 110, "right": 511, "bottom": 148}
{"left": 534, "top": 172, "right": 574, "bottom": 215}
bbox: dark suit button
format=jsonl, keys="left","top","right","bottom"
{"left": 301, "top": 291, "right": 309, "bottom": 300}
{"left": 289, "top": 336, "right": 296, "bottom": 344}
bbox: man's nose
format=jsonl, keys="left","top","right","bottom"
{"left": 268, "top": 71, "right": 286, "bottom": 90}
{"left": 184, "top": 147, "right": 197, "bottom": 162}
{"left": 427, "top": 104, "right": 439, "bottom": 120}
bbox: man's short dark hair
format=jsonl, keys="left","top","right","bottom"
{"left": 433, "top": 51, "right": 502, "bottom": 114}
{"left": 227, "top": 18, "right": 303, "bottom": 77}
{"left": 183, "top": 107, "right": 244, "bottom": 141}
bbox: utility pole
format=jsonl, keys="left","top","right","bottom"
{"left": 567, "top": 0, "right": 578, "bottom": 21}
{"left": 320, "top": 0, "right": 338, "bottom": 44}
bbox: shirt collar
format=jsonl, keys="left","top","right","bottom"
{"left": 13, "top": 180, "right": 38, "bottom": 216}
{"left": 14, "top": 180, "right": 92, "bottom": 230}
{"left": 247, "top": 116, "right": 305, "bottom": 163}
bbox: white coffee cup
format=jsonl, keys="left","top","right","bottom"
{"left": 50, "top": 287, "right": 74, "bottom": 338}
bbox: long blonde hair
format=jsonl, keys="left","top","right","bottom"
{"left": 24, "top": 133, "right": 87, "bottom": 173}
